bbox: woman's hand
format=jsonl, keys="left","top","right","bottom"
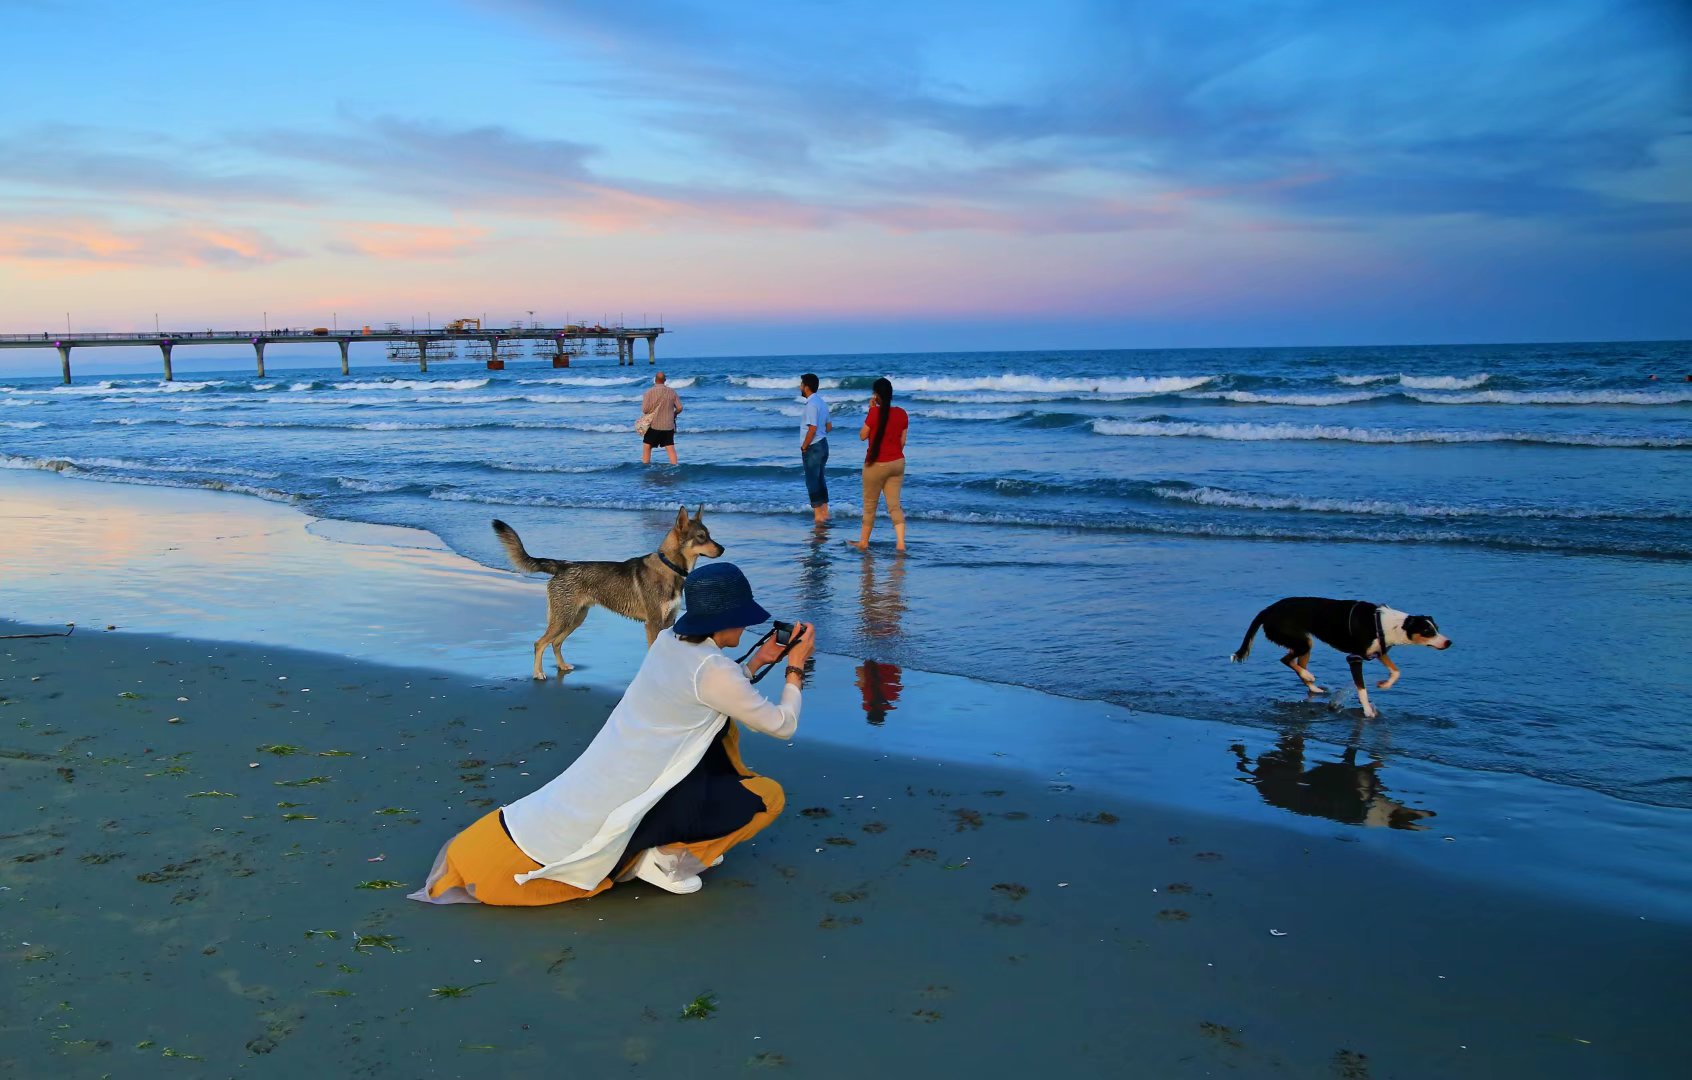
{"left": 785, "top": 623, "right": 817, "bottom": 667}
{"left": 751, "top": 622, "right": 816, "bottom": 672}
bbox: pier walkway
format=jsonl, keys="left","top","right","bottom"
{"left": 0, "top": 325, "right": 667, "bottom": 383}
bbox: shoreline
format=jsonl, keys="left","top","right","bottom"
{"left": 3, "top": 467, "right": 1691, "bottom": 925}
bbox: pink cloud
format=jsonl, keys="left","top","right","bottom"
{"left": 0, "top": 216, "right": 296, "bottom": 270}
{"left": 328, "top": 222, "right": 492, "bottom": 260}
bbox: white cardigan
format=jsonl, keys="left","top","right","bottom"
{"left": 501, "top": 629, "right": 801, "bottom": 890}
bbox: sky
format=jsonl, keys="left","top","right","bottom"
{"left": 2, "top": 0, "right": 1689, "bottom": 359}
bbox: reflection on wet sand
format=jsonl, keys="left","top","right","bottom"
{"left": 1231, "top": 731, "right": 1437, "bottom": 830}
{"left": 854, "top": 551, "right": 906, "bottom": 724}
{"left": 857, "top": 660, "right": 903, "bottom": 725}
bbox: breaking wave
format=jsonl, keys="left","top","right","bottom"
{"left": 1338, "top": 373, "right": 1491, "bottom": 389}
{"left": 843, "top": 374, "right": 1214, "bottom": 395}
{"left": 1189, "top": 390, "right": 1387, "bottom": 406}
{"left": 1090, "top": 417, "right": 1692, "bottom": 448}
{"left": 332, "top": 378, "right": 490, "bottom": 392}
{"left": 1408, "top": 388, "right": 1692, "bottom": 406}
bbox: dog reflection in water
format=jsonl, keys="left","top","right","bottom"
{"left": 1230, "top": 732, "right": 1435, "bottom": 830}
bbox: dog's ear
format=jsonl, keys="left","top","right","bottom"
{"left": 675, "top": 505, "right": 689, "bottom": 531}
{"left": 694, "top": 504, "right": 705, "bottom": 521}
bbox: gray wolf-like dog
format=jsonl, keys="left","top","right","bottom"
{"left": 492, "top": 507, "right": 724, "bottom": 679}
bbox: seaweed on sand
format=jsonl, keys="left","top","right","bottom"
{"left": 679, "top": 992, "right": 718, "bottom": 1020}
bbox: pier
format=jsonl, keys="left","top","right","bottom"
{"left": 0, "top": 323, "right": 667, "bottom": 384}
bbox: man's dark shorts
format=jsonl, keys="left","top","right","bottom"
{"left": 643, "top": 428, "right": 675, "bottom": 447}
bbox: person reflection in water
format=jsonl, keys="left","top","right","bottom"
{"left": 856, "top": 661, "right": 903, "bottom": 725}
{"left": 1230, "top": 732, "right": 1436, "bottom": 830}
{"left": 855, "top": 548, "right": 906, "bottom": 725}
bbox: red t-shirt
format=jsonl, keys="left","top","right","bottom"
{"left": 864, "top": 405, "right": 908, "bottom": 464}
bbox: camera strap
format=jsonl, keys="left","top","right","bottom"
{"left": 737, "top": 628, "right": 803, "bottom": 684}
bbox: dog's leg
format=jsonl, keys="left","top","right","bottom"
{"left": 551, "top": 607, "right": 589, "bottom": 675}
{"left": 1376, "top": 654, "right": 1401, "bottom": 690}
{"left": 1282, "top": 648, "right": 1326, "bottom": 694}
{"left": 531, "top": 629, "right": 554, "bottom": 681}
{"left": 1349, "top": 656, "right": 1376, "bottom": 718}
{"left": 644, "top": 621, "right": 663, "bottom": 647}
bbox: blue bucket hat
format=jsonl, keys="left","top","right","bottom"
{"left": 672, "top": 562, "right": 770, "bottom": 637}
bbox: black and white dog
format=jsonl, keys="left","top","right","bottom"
{"left": 1231, "top": 597, "right": 1451, "bottom": 718}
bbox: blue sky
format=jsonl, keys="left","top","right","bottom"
{"left": 2, "top": 0, "right": 1688, "bottom": 356}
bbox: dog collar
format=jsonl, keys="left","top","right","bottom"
{"left": 1347, "top": 602, "right": 1390, "bottom": 664}
{"left": 657, "top": 552, "right": 690, "bottom": 579}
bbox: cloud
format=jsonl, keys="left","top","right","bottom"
{"left": 0, "top": 125, "right": 311, "bottom": 206}
{"left": 496, "top": 0, "right": 1692, "bottom": 229}
{"left": 0, "top": 215, "right": 299, "bottom": 269}
{"left": 327, "top": 222, "right": 492, "bottom": 260}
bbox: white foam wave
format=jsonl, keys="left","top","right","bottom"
{"left": 1090, "top": 418, "right": 1691, "bottom": 448}
{"left": 1190, "top": 390, "right": 1386, "bottom": 406}
{"left": 1409, "top": 389, "right": 1692, "bottom": 406}
{"left": 0, "top": 453, "right": 295, "bottom": 501}
{"left": 1337, "top": 373, "right": 1490, "bottom": 389}
{"left": 909, "top": 407, "right": 1030, "bottom": 421}
{"left": 891, "top": 374, "right": 1213, "bottom": 395}
{"left": 336, "top": 477, "right": 408, "bottom": 493}
{"left": 516, "top": 375, "right": 645, "bottom": 387}
{"left": 12, "top": 379, "right": 224, "bottom": 396}
{"left": 0, "top": 420, "right": 45, "bottom": 429}
{"left": 731, "top": 375, "right": 841, "bottom": 390}
{"left": 333, "top": 378, "right": 489, "bottom": 392}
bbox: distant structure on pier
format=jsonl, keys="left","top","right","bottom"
{"left": 0, "top": 318, "right": 667, "bottom": 384}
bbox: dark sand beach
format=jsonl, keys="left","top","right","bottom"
{"left": 4, "top": 471, "right": 1691, "bottom": 1077}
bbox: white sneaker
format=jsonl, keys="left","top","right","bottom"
{"left": 710, "top": 855, "right": 725, "bottom": 869}
{"left": 632, "top": 849, "right": 704, "bottom": 895}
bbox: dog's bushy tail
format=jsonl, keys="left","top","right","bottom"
{"left": 491, "top": 519, "right": 569, "bottom": 576}
{"left": 1230, "top": 610, "right": 1266, "bottom": 663}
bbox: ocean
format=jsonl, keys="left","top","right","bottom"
{"left": 4, "top": 339, "right": 1691, "bottom": 809}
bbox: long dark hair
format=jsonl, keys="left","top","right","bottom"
{"left": 866, "top": 377, "right": 894, "bottom": 464}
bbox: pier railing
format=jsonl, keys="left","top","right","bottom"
{"left": 0, "top": 326, "right": 668, "bottom": 383}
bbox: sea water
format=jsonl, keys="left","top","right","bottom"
{"left": 3, "top": 340, "right": 1690, "bottom": 807}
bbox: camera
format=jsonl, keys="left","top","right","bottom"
{"left": 773, "top": 620, "right": 796, "bottom": 646}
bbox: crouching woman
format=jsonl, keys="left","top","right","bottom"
{"left": 410, "top": 563, "right": 813, "bottom": 904}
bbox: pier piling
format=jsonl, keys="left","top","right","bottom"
{"left": 648, "top": 335, "right": 656, "bottom": 364}
{"left": 338, "top": 339, "right": 351, "bottom": 376}
{"left": 57, "top": 343, "right": 71, "bottom": 385}
{"left": 159, "top": 341, "right": 174, "bottom": 382}
{"left": 252, "top": 340, "right": 266, "bottom": 378}
{"left": 417, "top": 339, "right": 429, "bottom": 373}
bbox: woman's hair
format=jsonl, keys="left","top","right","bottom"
{"left": 866, "top": 376, "right": 894, "bottom": 463}
{"left": 676, "top": 632, "right": 711, "bottom": 644}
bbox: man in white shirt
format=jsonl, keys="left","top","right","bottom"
{"left": 799, "top": 372, "right": 832, "bottom": 524}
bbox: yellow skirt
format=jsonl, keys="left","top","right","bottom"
{"left": 411, "top": 722, "right": 785, "bottom": 907}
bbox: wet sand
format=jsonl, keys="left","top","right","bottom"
{"left": 2, "top": 469, "right": 1691, "bottom": 1076}
{"left": 4, "top": 623, "right": 1690, "bottom": 1077}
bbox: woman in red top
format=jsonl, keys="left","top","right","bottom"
{"left": 849, "top": 377, "right": 908, "bottom": 552}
